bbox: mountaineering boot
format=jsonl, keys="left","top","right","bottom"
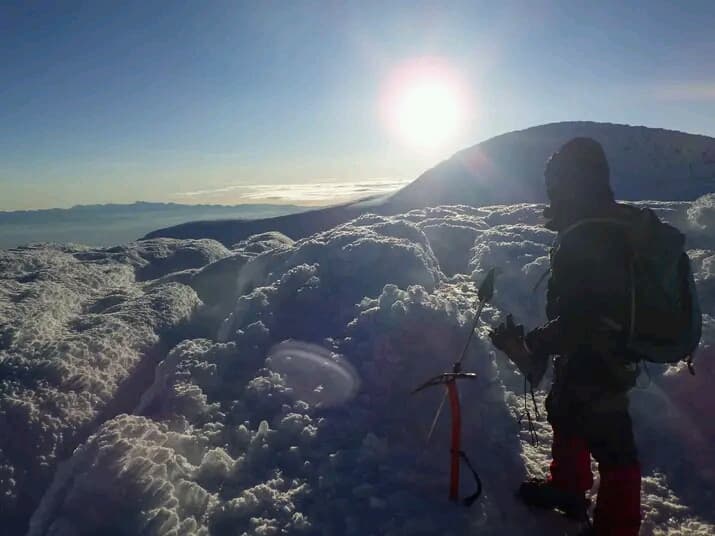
{"left": 518, "top": 478, "right": 590, "bottom": 521}
{"left": 520, "top": 429, "right": 592, "bottom": 519}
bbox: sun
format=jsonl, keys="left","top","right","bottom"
{"left": 381, "top": 58, "right": 471, "bottom": 152}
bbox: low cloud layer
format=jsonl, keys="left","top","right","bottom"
{"left": 172, "top": 178, "right": 410, "bottom": 205}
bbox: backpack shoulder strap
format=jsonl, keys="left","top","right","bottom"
{"left": 558, "top": 203, "right": 645, "bottom": 241}
{"left": 559, "top": 217, "right": 627, "bottom": 239}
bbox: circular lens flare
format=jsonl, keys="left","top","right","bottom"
{"left": 267, "top": 340, "right": 360, "bottom": 408}
{"left": 380, "top": 57, "right": 472, "bottom": 153}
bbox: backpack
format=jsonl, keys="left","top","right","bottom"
{"left": 559, "top": 207, "right": 702, "bottom": 370}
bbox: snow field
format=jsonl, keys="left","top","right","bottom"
{"left": 2, "top": 198, "right": 713, "bottom": 535}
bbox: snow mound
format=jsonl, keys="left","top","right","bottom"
{"left": 687, "top": 193, "right": 715, "bottom": 232}
{"left": 219, "top": 215, "right": 443, "bottom": 343}
{"left": 102, "top": 238, "right": 231, "bottom": 281}
{"left": 231, "top": 231, "right": 295, "bottom": 254}
{"left": 469, "top": 220, "right": 554, "bottom": 324}
{"left": 686, "top": 194, "right": 715, "bottom": 250}
{"left": 402, "top": 205, "right": 488, "bottom": 277}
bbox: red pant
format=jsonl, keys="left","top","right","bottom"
{"left": 549, "top": 428, "right": 641, "bottom": 536}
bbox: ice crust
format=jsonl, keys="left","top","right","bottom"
{"left": 1, "top": 200, "right": 712, "bottom": 535}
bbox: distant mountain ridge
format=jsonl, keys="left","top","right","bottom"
{"left": 145, "top": 121, "right": 715, "bottom": 245}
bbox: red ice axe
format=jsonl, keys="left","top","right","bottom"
{"left": 412, "top": 268, "right": 496, "bottom": 505}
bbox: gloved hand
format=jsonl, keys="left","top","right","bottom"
{"left": 490, "top": 314, "right": 529, "bottom": 361}
{"left": 490, "top": 315, "right": 547, "bottom": 386}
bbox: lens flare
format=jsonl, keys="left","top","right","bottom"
{"left": 380, "top": 57, "right": 473, "bottom": 153}
{"left": 267, "top": 340, "right": 360, "bottom": 408}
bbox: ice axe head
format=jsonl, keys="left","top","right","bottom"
{"left": 477, "top": 268, "right": 496, "bottom": 303}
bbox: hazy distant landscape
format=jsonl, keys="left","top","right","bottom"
{"left": 0, "top": 202, "right": 304, "bottom": 249}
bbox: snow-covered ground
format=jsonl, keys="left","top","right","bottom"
{"left": 1, "top": 196, "right": 714, "bottom": 535}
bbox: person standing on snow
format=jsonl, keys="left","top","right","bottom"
{"left": 490, "top": 138, "right": 644, "bottom": 535}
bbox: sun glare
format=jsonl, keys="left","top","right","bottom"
{"left": 381, "top": 58, "right": 472, "bottom": 153}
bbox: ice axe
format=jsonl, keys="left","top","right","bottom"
{"left": 412, "top": 268, "right": 496, "bottom": 505}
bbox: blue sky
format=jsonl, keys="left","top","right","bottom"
{"left": 1, "top": 0, "right": 714, "bottom": 210}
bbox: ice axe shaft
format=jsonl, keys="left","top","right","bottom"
{"left": 458, "top": 267, "right": 495, "bottom": 369}
{"left": 426, "top": 391, "right": 447, "bottom": 442}
{"left": 412, "top": 269, "right": 495, "bottom": 505}
{"left": 447, "top": 380, "right": 461, "bottom": 501}
{"left": 425, "top": 269, "right": 495, "bottom": 442}
{"left": 456, "top": 300, "right": 487, "bottom": 367}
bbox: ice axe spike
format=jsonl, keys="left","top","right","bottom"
{"left": 477, "top": 266, "right": 496, "bottom": 303}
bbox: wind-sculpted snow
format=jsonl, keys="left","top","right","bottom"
{"left": 686, "top": 194, "right": 715, "bottom": 251}
{"left": 469, "top": 223, "right": 554, "bottom": 324}
{"left": 218, "top": 215, "right": 443, "bottom": 343}
{"left": 10, "top": 198, "right": 715, "bottom": 535}
{"left": 0, "top": 241, "right": 205, "bottom": 529}
{"left": 231, "top": 231, "right": 295, "bottom": 254}
{"left": 687, "top": 193, "right": 715, "bottom": 233}
{"left": 103, "top": 238, "right": 232, "bottom": 281}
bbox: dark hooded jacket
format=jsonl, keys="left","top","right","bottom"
{"left": 526, "top": 139, "right": 640, "bottom": 419}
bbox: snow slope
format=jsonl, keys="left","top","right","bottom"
{"left": 2, "top": 194, "right": 713, "bottom": 535}
{"left": 389, "top": 122, "right": 715, "bottom": 211}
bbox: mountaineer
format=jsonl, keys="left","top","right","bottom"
{"left": 490, "top": 137, "right": 701, "bottom": 535}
